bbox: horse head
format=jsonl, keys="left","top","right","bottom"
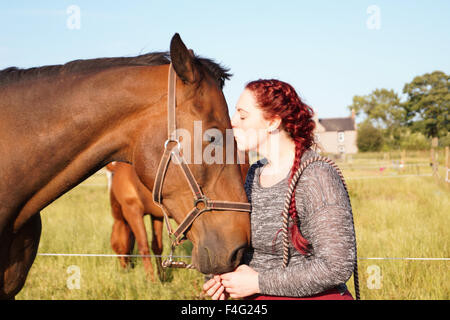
{"left": 132, "top": 34, "right": 251, "bottom": 274}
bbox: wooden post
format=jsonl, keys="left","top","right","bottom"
{"left": 431, "top": 138, "right": 439, "bottom": 181}
{"left": 445, "top": 146, "right": 449, "bottom": 184}
{"left": 401, "top": 150, "right": 406, "bottom": 172}
{"left": 445, "top": 146, "right": 449, "bottom": 169}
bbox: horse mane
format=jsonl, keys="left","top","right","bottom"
{"left": 0, "top": 51, "right": 232, "bottom": 89}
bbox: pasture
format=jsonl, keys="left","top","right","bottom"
{"left": 16, "top": 150, "right": 449, "bottom": 300}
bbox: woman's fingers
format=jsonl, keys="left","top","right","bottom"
{"left": 211, "top": 284, "right": 225, "bottom": 300}
{"left": 220, "top": 272, "right": 232, "bottom": 281}
{"left": 206, "top": 281, "right": 222, "bottom": 297}
{"left": 224, "top": 286, "right": 235, "bottom": 295}
{"left": 202, "top": 278, "right": 216, "bottom": 292}
{"left": 203, "top": 274, "right": 237, "bottom": 300}
{"left": 221, "top": 279, "right": 232, "bottom": 289}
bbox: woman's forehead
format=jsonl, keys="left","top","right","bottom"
{"left": 236, "top": 90, "right": 257, "bottom": 110}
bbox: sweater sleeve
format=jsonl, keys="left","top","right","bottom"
{"left": 257, "top": 161, "right": 357, "bottom": 297}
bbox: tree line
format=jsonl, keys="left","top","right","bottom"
{"left": 348, "top": 71, "right": 449, "bottom": 152}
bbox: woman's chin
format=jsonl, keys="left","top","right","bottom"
{"left": 236, "top": 142, "right": 249, "bottom": 153}
{"left": 235, "top": 137, "right": 256, "bottom": 153}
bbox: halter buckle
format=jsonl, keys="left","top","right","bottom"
{"left": 164, "top": 139, "right": 181, "bottom": 151}
{"left": 194, "top": 196, "right": 210, "bottom": 211}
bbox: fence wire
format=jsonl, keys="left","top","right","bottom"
{"left": 36, "top": 252, "right": 449, "bottom": 261}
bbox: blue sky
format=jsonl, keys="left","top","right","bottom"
{"left": 1, "top": 1, "right": 449, "bottom": 119}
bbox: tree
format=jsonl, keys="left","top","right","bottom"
{"left": 349, "top": 88, "right": 404, "bottom": 130}
{"left": 348, "top": 88, "right": 406, "bottom": 149}
{"left": 399, "top": 130, "right": 430, "bottom": 150}
{"left": 402, "top": 71, "right": 450, "bottom": 139}
{"left": 356, "top": 120, "right": 384, "bottom": 152}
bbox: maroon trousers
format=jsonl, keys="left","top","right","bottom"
{"left": 247, "top": 288, "right": 354, "bottom": 300}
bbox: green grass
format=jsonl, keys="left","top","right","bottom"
{"left": 16, "top": 154, "right": 450, "bottom": 300}
{"left": 346, "top": 175, "right": 449, "bottom": 300}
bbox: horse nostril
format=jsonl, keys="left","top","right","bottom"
{"left": 197, "top": 241, "right": 248, "bottom": 274}
{"left": 229, "top": 243, "right": 247, "bottom": 268}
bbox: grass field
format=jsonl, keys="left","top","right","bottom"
{"left": 16, "top": 151, "right": 449, "bottom": 300}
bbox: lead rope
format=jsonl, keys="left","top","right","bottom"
{"left": 162, "top": 243, "right": 196, "bottom": 269}
{"left": 281, "top": 156, "right": 361, "bottom": 300}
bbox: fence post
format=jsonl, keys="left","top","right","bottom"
{"left": 445, "top": 146, "right": 449, "bottom": 184}
{"left": 445, "top": 146, "right": 449, "bottom": 169}
{"left": 431, "top": 138, "right": 439, "bottom": 182}
{"left": 401, "top": 150, "right": 406, "bottom": 172}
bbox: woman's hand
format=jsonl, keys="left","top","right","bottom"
{"left": 202, "top": 275, "right": 229, "bottom": 300}
{"left": 220, "top": 264, "right": 260, "bottom": 299}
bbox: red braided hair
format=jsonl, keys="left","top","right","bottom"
{"left": 245, "top": 79, "right": 316, "bottom": 255}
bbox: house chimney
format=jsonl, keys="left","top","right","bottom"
{"left": 351, "top": 109, "right": 356, "bottom": 130}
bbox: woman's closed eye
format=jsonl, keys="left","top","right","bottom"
{"left": 236, "top": 107, "right": 248, "bottom": 120}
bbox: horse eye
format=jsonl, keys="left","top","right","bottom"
{"left": 206, "top": 135, "right": 222, "bottom": 145}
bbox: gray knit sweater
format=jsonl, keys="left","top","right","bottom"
{"left": 243, "top": 148, "right": 356, "bottom": 297}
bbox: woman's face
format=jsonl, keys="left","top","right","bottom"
{"left": 231, "top": 89, "right": 275, "bottom": 152}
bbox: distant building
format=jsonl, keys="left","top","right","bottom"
{"left": 314, "top": 110, "right": 358, "bottom": 155}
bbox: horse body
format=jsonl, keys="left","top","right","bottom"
{"left": 107, "top": 161, "right": 165, "bottom": 281}
{"left": 0, "top": 65, "right": 167, "bottom": 298}
{"left": 4, "top": 66, "right": 164, "bottom": 218}
{"left": 0, "top": 34, "right": 250, "bottom": 299}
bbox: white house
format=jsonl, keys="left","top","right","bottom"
{"left": 314, "top": 110, "right": 358, "bottom": 155}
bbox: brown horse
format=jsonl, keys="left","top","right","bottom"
{"left": 105, "top": 152, "right": 249, "bottom": 281}
{"left": 106, "top": 161, "right": 165, "bottom": 281}
{"left": 0, "top": 33, "right": 251, "bottom": 299}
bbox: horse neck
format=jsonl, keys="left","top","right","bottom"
{"left": 2, "top": 65, "right": 167, "bottom": 231}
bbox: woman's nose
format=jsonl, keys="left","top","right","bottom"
{"left": 230, "top": 113, "right": 237, "bottom": 128}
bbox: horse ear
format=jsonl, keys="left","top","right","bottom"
{"left": 170, "top": 33, "right": 199, "bottom": 84}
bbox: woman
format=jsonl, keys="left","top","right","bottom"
{"left": 203, "top": 79, "right": 357, "bottom": 300}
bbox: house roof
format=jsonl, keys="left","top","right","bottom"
{"left": 318, "top": 117, "right": 355, "bottom": 132}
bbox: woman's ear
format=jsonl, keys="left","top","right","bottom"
{"left": 267, "top": 115, "right": 282, "bottom": 133}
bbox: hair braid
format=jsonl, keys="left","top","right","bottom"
{"left": 286, "top": 138, "right": 310, "bottom": 254}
